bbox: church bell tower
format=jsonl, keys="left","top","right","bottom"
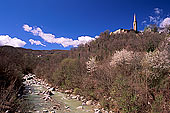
{"left": 133, "top": 14, "right": 137, "bottom": 31}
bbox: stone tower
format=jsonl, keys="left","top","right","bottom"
{"left": 133, "top": 14, "right": 137, "bottom": 31}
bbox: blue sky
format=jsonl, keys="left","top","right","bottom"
{"left": 0, "top": 0, "right": 170, "bottom": 50}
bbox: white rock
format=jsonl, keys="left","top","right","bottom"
{"left": 82, "top": 99, "right": 86, "bottom": 102}
{"left": 65, "top": 90, "right": 72, "bottom": 93}
{"left": 42, "top": 110, "right": 48, "bottom": 113}
{"left": 76, "top": 95, "right": 80, "bottom": 100}
{"left": 32, "top": 74, "right": 36, "bottom": 77}
{"left": 5, "top": 110, "right": 9, "bottom": 113}
{"left": 65, "top": 106, "right": 70, "bottom": 109}
{"left": 94, "top": 109, "right": 102, "bottom": 113}
{"left": 66, "top": 96, "right": 72, "bottom": 99}
{"left": 82, "top": 102, "right": 86, "bottom": 106}
{"left": 72, "top": 96, "right": 77, "bottom": 99}
{"left": 50, "top": 111, "right": 55, "bottom": 113}
{"left": 80, "top": 96, "right": 84, "bottom": 100}
{"left": 46, "top": 90, "right": 54, "bottom": 96}
{"left": 86, "top": 100, "right": 92, "bottom": 105}
{"left": 49, "top": 87, "right": 55, "bottom": 91}
{"left": 47, "top": 86, "right": 51, "bottom": 89}
{"left": 70, "top": 94, "right": 74, "bottom": 97}
{"left": 76, "top": 106, "right": 83, "bottom": 109}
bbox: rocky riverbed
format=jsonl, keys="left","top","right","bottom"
{"left": 21, "top": 74, "right": 103, "bottom": 113}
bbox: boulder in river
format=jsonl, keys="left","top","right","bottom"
{"left": 94, "top": 109, "right": 102, "bottom": 113}
{"left": 72, "top": 95, "right": 78, "bottom": 99}
{"left": 50, "top": 111, "right": 55, "bottom": 113}
{"left": 5, "top": 110, "right": 10, "bottom": 113}
{"left": 49, "top": 87, "right": 55, "bottom": 91}
{"left": 42, "top": 110, "right": 48, "bottom": 113}
{"left": 65, "top": 90, "right": 72, "bottom": 94}
{"left": 27, "top": 76, "right": 33, "bottom": 80}
{"left": 76, "top": 106, "right": 84, "bottom": 109}
{"left": 46, "top": 90, "right": 54, "bottom": 96}
{"left": 82, "top": 99, "right": 86, "bottom": 102}
{"left": 86, "top": 100, "right": 93, "bottom": 105}
{"left": 82, "top": 102, "right": 86, "bottom": 106}
{"left": 65, "top": 106, "right": 70, "bottom": 110}
{"left": 80, "top": 96, "right": 84, "bottom": 101}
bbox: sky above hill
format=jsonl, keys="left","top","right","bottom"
{"left": 0, "top": 0, "right": 170, "bottom": 50}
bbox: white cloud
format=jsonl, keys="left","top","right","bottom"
{"left": 77, "top": 36, "right": 95, "bottom": 45}
{"left": 0, "top": 35, "right": 26, "bottom": 47}
{"left": 160, "top": 17, "right": 170, "bottom": 28}
{"left": 142, "top": 20, "right": 147, "bottom": 25}
{"left": 29, "top": 39, "right": 46, "bottom": 46}
{"left": 142, "top": 8, "right": 164, "bottom": 26}
{"left": 58, "top": 36, "right": 96, "bottom": 47}
{"left": 23, "top": 24, "right": 32, "bottom": 32}
{"left": 95, "top": 36, "right": 100, "bottom": 38}
{"left": 149, "top": 15, "right": 162, "bottom": 25}
{"left": 154, "top": 8, "right": 162, "bottom": 14}
{"left": 23, "top": 24, "right": 97, "bottom": 47}
{"left": 149, "top": 16, "right": 154, "bottom": 22}
{"left": 148, "top": 8, "right": 163, "bottom": 24}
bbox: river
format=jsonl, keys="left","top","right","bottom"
{"left": 22, "top": 74, "right": 95, "bottom": 113}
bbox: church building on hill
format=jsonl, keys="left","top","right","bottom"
{"left": 133, "top": 14, "right": 137, "bottom": 31}
{"left": 110, "top": 14, "right": 138, "bottom": 35}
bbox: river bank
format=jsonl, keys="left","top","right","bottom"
{"left": 21, "top": 73, "right": 105, "bottom": 113}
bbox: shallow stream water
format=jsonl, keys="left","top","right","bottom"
{"left": 23, "top": 76, "right": 94, "bottom": 113}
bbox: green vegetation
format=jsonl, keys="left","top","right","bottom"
{"left": 0, "top": 31, "right": 170, "bottom": 112}
{"left": 0, "top": 46, "right": 34, "bottom": 112}
{"left": 0, "top": 46, "right": 66, "bottom": 112}
{"left": 34, "top": 31, "right": 169, "bottom": 112}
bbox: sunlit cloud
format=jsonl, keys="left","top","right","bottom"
{"left": 154, "top": 8, "right": 163, "bottom": 14}
{"left": 142, "top": 8, "right": 164, "bottom": 26}
{"left": 29, "top": 39, "right": 46, "bottom": 46}
{"left": 160, "top": 17, "right": 170, "bottom": 28}
{"left": 23, "top": 24, "right": 97, "bottom": 47}
{"left": 23, "top": 24, "right": 32, "bottom": 32}
{"left": 0, "top": 35, "right": 26, "bottom": 47}
{"left": 142, "top": 20, "right": 147, "bottom": 25}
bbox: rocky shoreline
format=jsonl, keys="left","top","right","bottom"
{"left": 20, "top": 73, "right": 114, "bottom": 113}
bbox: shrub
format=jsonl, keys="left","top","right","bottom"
{"left": 74, "top": 88, "right": 82, "bottom": 95}
{"left": 52, "top": 58, "right": 82, "bottom": 89}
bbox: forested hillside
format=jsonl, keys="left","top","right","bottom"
{"left": 0, "top": 46, "right": 67, "bottom": 112}
{"left": 0, "top": 31, "right": 169, "bottom": 112}
{"left": 34, "top": 31, "right": 170, "bottom": 112}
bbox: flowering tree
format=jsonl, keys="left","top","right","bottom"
{"left": 86, "top": 56, "right": 97, "bottom": 74}
{"left": 110, "top": 49, "right": 138, "bottom": 67}
{"left": 143, "top": 37, "right": 170, "bottom": 71}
